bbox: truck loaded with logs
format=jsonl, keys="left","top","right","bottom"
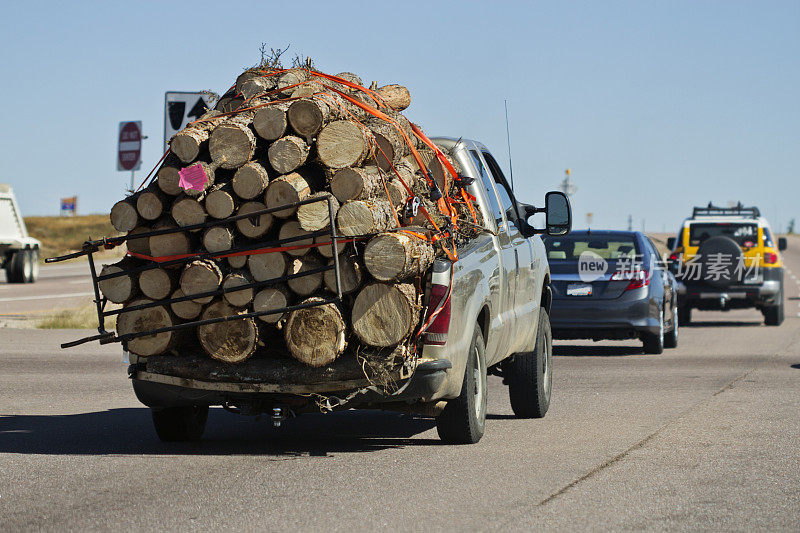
{"left": 51, "top": 65, "right": 572, "bottom": 444}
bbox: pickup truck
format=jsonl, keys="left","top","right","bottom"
{"left": 128, "top": 137, "right": 572, "bottom": 444}
{"left": 0, "top": 184, "right": 40, "bottom": 283}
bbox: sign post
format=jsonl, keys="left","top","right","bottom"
{"left": 164, "top": 92, "right": 218, "bottom": 148}
{"left": 118, "top": 121, "right": 143, "bottom": 190}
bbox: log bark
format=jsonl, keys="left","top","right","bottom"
{"left": 368, "top": 119, "right": 405, "bottom": 171}
{"left": 287, "top": 97, "right": 334, "bottom": 138}
{"left": 169, "top": 288, "right": 202, "bottom": 320}
{"left": 324, "top": 253, "right": 363, "bottom": 295}
{"left": 336, "top": 199, "right": 398, "bottom": 236}
{"left": 138, "top": 267, "right": 175, "bottom": 301}
{"left": 126, "top": 226, "right": 152, "bottom": 256}
{"left": 171, "top": 195, "right": 207, "bottom": 229}
{"left": 277, "top": 68, "right": 309, "bottom": 97}
{"left": 235, "top": 201, "right": 273, "bottom": 238}
{"left": 267, "top": 135, "right": 309, "bottom": 174}
{"left": 116, "top": 298, "right": 176, "bottom": 357}
{"left": 253, "top": 101, "right": 291, "bottom": 141}
{"left": 149, "top": 221, "right": 191, "bottom": 259}
{"left": 316, "top": 120, "right": 369, "bottom": 169}
{"left": 291, "top": 80, "right": 324, "bottom": 98}
{"left": 352, "top": 283, "right": 419, "bottom": 347}
{"left": 236, "top": 68, "right": 276, "bottom": 93}
{"left": 202, "top": 225, "right": 234, "bottom": 253}
{"left": 330, "top": 166, "right": 383, "bottom": 203}
{"left": 284, "top": 298, "right": 346, "bottom": 367}
{"left": 170, "top": 110, "right": 223, "bottom": 163}
{"left": 222, "top": 271, "right": 254, "bottom": 308}
{"left": 98, "top": 259, "right": 137, "bottom": 303}
{"left": 331, "top": 72, "right": 363, "bottom": 93}
{"left": 248, "top": 251, "right": 287, "bottom": 281}
{"left": 205, "top": 184, "right": 237, "bottom": 219}
{"left": 180, "top": 259, "right": 222, "bottom": 304}
{"left": 209, "top": 115, "right": 256, "bottom": 169}
{"left": 240, "top": 75, "right": 276, "bottom": 100}
{"left": 376, "top": 84, "right": 411, "bottom": 111}
{"left": 265, "top": 172, "right": 310, "bottom": 218}
{"left": 363, "top": 232, "right": 435, "bottom": 282}
{"left": 110, "top": 197, "right": 139, "bottom": 232}
{"left": 278, "top": 220, "right": 313, "bottom": 257}
{"left": 314, "top": 235, "right": 347, "bottom": 258}
{"left": 197, "top": 300, "right": 260, "bottom": 364}
{"left": 296, "top": 193, "right": 339, "bottom": 231}
{"left": 286, "top": 255, "right": 323, "bottom": 296}
{"left": 232, "top": 161, "right": 270, "bottom": 200}
{"left": 253, "top": 284, "right": 291, "bottom": 324}
{"left": 136, "top": 185, "right": 166, "bottom": 221}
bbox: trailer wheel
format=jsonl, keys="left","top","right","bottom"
{"left": 436, "top": 326, "right": 487, "bottom": 444}
{"left": 151, "top": 406, "right": 209, "bottom": 442}
{"left": 25, "top": 248, "right": 39, "bottom": 283}
{"left": 5, "top": 250, "right": 28, "bottom": 284}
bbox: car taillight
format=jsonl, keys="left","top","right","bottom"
{"left": 423, "top": 283, "right": 451, "bottom": 345}
{"left": 764, "top": 252, "right": 778, "bottom": 264}
{"left": 610, "top": 269, "right": 651, "bottom": 291}
{"left": 669, "top": 253, "right": 679, "bottom": 261}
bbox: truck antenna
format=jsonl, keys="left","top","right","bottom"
{"left": 504, "top": 99, "right": 514, "bottom": 192}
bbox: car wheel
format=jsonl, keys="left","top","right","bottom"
{"left": 506, "top": 309, "right": 552, "bottom": 419}
{"left": 151, "top": 405, "right": 209, "bottom": 442}
{"left": 642, "top": 306, "right": 665, "bottom": 354}
{"left": 678, "top": 305, "right": 691, "bottom": 326}
{"left": 664, "top": 304, "right": 679, "bottom": 348}
{"left": 436, "top": 326, "right": 487, "bottom": 444}
{"left": 763, "top": 281, "right": 784, "bottom": 326}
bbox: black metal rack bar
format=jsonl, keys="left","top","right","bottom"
{"left": 692, "top": 202, "right": 760, "bottom": 219}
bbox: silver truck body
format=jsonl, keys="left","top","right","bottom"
{"left": 130, "top": 138, "right": 551, "bottom": 410}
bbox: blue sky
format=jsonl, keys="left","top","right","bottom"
{"left": 1, "top": 0, "right": 797, "bottom": 233}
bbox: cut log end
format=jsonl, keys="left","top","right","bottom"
{"left": 235, "top": 201, "right": 273, "bottom": 238}
{"left": 268, "top": 135, "right": 310, "bottom": 174}
{"left": 363, "top": 232, "right": 434, "bottom": 281}
{"left": 116, "top": 299, "right": 174, "bottom": 357}
{"left": 284, "top": 299, "right": 346, "bottom": 367}
{"left": 352, "top": 283, "right": 419, "bottom": 347}
{"left": 197, "top": 301, "right": 259, "bottom": 364}
{"left": 110, "top": 200, "right": 139, "bottom": 233}
{"left": 265, "top": 172, "right": 310, "bottom": 218}
{"left": 317, "top": 120, "right": 369, "bottom": 169}
{"left": 253, "top": 285, "right": 291, "bottom": 324}
{"left": 232, "top": 161, "right": 270, "bottom": 200}
{"left": 296, "top": 193, "right": 339, "bottom": 231}
{"left": 180, "top": 259, "right": 222, "bottom": 304}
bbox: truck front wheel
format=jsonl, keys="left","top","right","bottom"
{"left": 151, "top": 406, "right": 209, "bottom": 442}
{"left": 506, "top": 309, "right": 552, "bottom": 418}
{"left": 436, "top": 326, "right": 487, "bottom": 444}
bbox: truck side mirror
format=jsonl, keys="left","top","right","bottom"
{"left": 545, "top": 191, "right": 571, "bottom": 236}
{"left": 778, "top": 237, "right": 787, "bottom": 251}
{"left": 666, "top": 237, "right": 676, "bottom": 250}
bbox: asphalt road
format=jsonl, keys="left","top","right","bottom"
{"left": 0, "top": 262, "right": 95, "bottom": 317}
{"left": 1, "top": 239, "right": 799, "bottom": 530}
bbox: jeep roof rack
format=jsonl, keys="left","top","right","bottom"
{"left": 691, "top": 202, "right": 760, "bottom": 219}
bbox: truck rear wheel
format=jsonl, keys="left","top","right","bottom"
{"left": 25, "top": 249, "right": 39, "bottom": 283}
{"left": 5, "top": 250, "right": 29, "bottom": 284}
{"left": 151, "top": 406, "right": 209, "bottom": 442}
{"left": 436, "top": 326, "right": 487, "bottom": 444}
{"left": 506, "top": 309, "right": 552, "bottom": 419}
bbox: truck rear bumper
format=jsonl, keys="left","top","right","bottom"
{"left": 131, "top": 359, "right": 452, "bottom": 409}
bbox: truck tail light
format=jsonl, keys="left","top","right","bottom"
{"left": 423, "top": 283, "right": 451, "bottom": 345}
{"left": 610, "top": 269, "right": 651, "bottom": 291}
{"left": 764, "top": 252, "right": 778, "bottom": 264}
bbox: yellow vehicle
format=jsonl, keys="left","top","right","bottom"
{"left": 667, "top": 203, "right": 786, "bottom": 326}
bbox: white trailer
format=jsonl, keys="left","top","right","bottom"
{"left": 0, "top": 184, "right": 41, "bottom": 283}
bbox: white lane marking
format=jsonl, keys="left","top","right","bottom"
{"left": 0, "top": 292, "right": 93, "bottom": 303}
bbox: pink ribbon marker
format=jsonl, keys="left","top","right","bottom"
{"left": 178, "top": 163, "right": 208, "bottom": 192}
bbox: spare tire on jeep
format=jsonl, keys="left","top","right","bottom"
{"left": 697, "top": 236, "right": 743, "bottom": 288}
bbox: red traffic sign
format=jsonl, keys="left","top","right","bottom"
{"left": 117, "top": 121, "right": 142, "bottom": 171}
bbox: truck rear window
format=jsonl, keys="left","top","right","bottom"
{"left": 688, "top": 223, "right": 757, "bottom": 247}
{"left": 544, "top": 235, "right": 639, "bottom": 261}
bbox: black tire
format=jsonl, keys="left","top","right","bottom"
{"left": 678, "top": 305, "right": 691, "bottom": 326}
{"left": 436, "top": 326, "right": 487, "bottom": 444}
{"left": 642, "top": 305, "right": 665, "bottom": 354}
{"left": 506, "top": 309, "right": 552, "bottom": 419}
{"left": 664, "top": 304, "right": 679, "bottom": 348}
{"left": 25, "top": 249, "right": 39, "bottom": 283}
{"left": 151, "top": 406, "right": 209, "bottom": 442}
{"left": 763, "top": 282, "right": 784, "bottom": 326}
{"left": 5, "top": 251, "right": 27, "bottom": 284}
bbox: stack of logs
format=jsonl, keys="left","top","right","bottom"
{"left": 101, "top": 66, "right": 471, "bottom": 368}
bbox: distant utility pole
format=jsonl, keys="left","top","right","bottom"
{"left": 641, "top": 218, "right": 646, "bottom": 232}
{"left": 559, "top": 169, "right": 577, "bottom": 198}
{"left": 627, "top": 214, "right": 633, "bottom": 231}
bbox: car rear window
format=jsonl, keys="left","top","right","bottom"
{"left": 688, "top": 223, "right": 757, "bottom": 247}
{"left": 543, "top": 235, "right": 639, "bottom": 261}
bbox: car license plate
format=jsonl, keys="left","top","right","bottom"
{"left": 567, "top": 283, "right": 592, "bottom": 296}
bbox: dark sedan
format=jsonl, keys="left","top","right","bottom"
{"left": 543, "top": 230, "right": 679, "bottom": 354}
